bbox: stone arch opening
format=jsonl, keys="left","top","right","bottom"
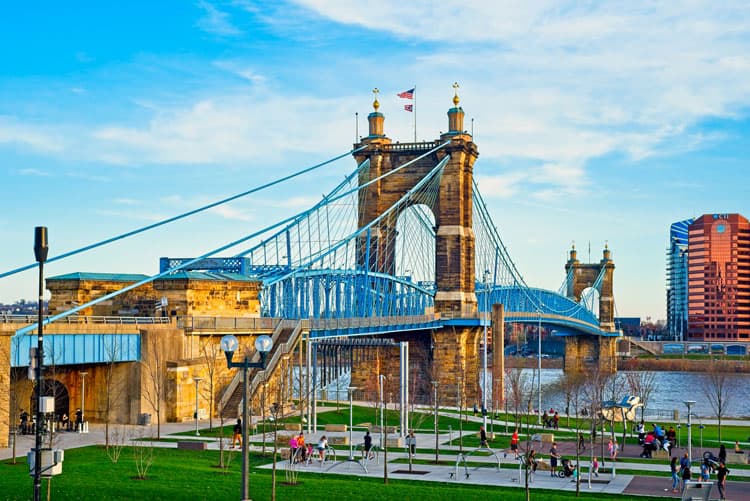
{"left": 581, "top": 286, "right": 600, "bottom": 318}
{"left": 31, "top": 379, "right": 70, "bottom": 421}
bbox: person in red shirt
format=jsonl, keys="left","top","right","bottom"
{"left": 510, "top": 429, "right": 520, "bottom": 458}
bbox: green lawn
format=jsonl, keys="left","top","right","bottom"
{"left": 0, "top": 446, "right": 667, "bottom": 501}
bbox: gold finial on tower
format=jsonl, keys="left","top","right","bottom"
{"left": 571, "top": 240, "right": 576, "bottom": 250}
{"left": 452, "top": 82, "right": 460, "bottom": 107}
{"left": 372, "top": 88, "right": 380, "bottom": 111}
{"left": 605, "top": 240, "right": 609, "bottom": 249}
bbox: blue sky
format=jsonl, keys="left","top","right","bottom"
{"left": 1, "top": 1, "right": 749, "bottom": 322}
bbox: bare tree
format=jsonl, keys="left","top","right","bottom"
{"left": 701, "top": 369, "right": 734, "bottom": 442}
{"left": 200, "top": 334, "right": 229, "bottom": 431}
{"left": 103, "top": 339, "right": 125, "bottom": 450}
{"left": 505, "top": 368, "right": 526, "bottom": 429}
{"left": 140, "top": 334, "right": 167, "bottom": 440}
{"left": 624, "top": 371, "right": 657, "bottom": 422}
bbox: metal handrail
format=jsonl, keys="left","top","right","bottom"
{"left": 1, "top": 314, "right": 170, "bottom": 325}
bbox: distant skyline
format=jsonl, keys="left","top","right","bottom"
{"left": 1, "top": 2, "right": 749, "bottom": 321}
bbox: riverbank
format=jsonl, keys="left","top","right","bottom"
{"left": 503, "top": 356, "right": 750, "bottom": 373}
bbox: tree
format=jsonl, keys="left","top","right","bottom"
{"left": 140, "top": 334, "right": 167, "bottom": 440}
{"left": 624, "top": 371, "right": 656, "bottom": 422}
{"left": 200, "top": 334, "right": 230, "bottom": 431}
{"left": 701, "top": 368, "right": 734, "bottom": 442}
{"left": 103, "top": 339, "right": 125, "bottom": 450}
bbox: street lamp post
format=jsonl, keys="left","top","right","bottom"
{"left": 33, "top": 226, "right": 48, "bottom": 501}
{"left": 432, "top": 380, "right": 439, "bottom": 463}
{"left": 79, "top": 371, "right": 88, "bottom": 432}
{"left": 379, "top": 375, "right": 385, "bottom": 449}
{"left": 537, "top": 309, "right": 542, "bottom": 425}
{"left": 482, "top": 270, "right": 490, "bottom": 429}
{"left": 348, "top": 387, "right": 357, "bottom": 460}
{"left": 685, "top": 400, "right": 695, "bottom": 466}
{"left": 193, "top": 376, "right": 203, "bottom": 436}
{"left": 220, "top": 334, "right": 274, "bottom": 501}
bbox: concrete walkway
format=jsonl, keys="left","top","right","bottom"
{"left": 4, "top": 419, "right": 749, "bottom": 499}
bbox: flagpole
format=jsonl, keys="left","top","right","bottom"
{"left": 413, "top": 85, "right": 417, "bottom": 142}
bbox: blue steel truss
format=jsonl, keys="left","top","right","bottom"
{"left": 11, "top": 333, "right": 140, "bottom": 367}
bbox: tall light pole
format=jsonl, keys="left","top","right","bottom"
{"left": 685, "top": 400, "right": 695, "bottom": 466}
{"left": 193, "top": 376, "right": 203, "bottom": 436}
{"left": 432, "top": 380, "right": 439, "bottom": 463}
{"left": 482, "top": 270, "right": 490, "bottom": 429}
{"left": 348, "top": 387, "right": 357, "bottom": 461}
{"left": 537, "top": 308, "right": 542, "bottom": 425}
{"left": 221, "top": 334, "right": 273, "bottom": 501}
{"left": 33, "top": 226, "right": 48, "bottom": 501}
{"left": 79, "top": 371, "right": 88, "bottom": 432}
{"left": 379, "top": 374, "right": 385, "bottom": 449}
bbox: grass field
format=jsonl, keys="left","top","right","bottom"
{"left": 0, "top": 446, "right": 668, "bottom": 501}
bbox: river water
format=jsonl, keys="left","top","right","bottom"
{"left": 508, "top": 369, "right": 750, "bottom": 420}
{"left": 321, "top": 369, "right": 750, "bottom": 420}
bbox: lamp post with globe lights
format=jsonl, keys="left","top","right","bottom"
{"left": 220, "top": 334, "right": 273, "bottom": 501}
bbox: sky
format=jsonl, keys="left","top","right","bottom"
{"left": 1, "top": 1, "right": 749, "bottom": 322}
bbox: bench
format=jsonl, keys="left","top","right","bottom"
{"left": 372, "top": 425, "right": 399, "bottom": 434}
{"left": 177, "top": 441, "right": 207, "bottom": 451}
{"left": 727, "top": 452, "right": 748, "bottom": 465}
{"left": 283, "top": 423, "right": 302, "bottom": 432}
{"left": 328, "top": 436, "right": 349, "bottom": 446}
{"left": 324, "top": 424, "right": 347, "bottom": 432}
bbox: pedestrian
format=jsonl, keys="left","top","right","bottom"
{"left": 608, "top": 438, "right": 619, "bottom": 461}
{"left": 407, "top": 431, "right": 417, "bottom": 457}
{"left": 553, "top": 412, "right": 559, "bottom": 430}
{"left": 680, "top": 452, "right": 692, "bottom": 490}
{"left": 719, "top": 443, "right": 727, "bottom": 464}
{"left": 700, "top": 458, "right": 711, "bottom": 481}
{"left": 666, "top": 456, "right": 679, "bottom": 493}
{"left": 289, "top": 435, "right": 298, "bottom": 464}
{"left": 75, "top": 408, "right": 83, "bottom": 431}
{"left": 317, "top": 435, "right": 328, "bottom": 461}
{"left": 716, "top": 461, "right": 729, "bottom": 500}
{"left": 549, "top": 442, "right": 560, "bottom": 476}
{"left": 636, "top": 421, "right": 645, "bottom": 445}
{"left": 578, "top": 432, "right": 585, "bottom": 452}
{"left": 510, "top": 429, "right": 519, "bottom": 458}
{"left": 479, "top": 425, "right": 488, "bottom": 448}
{"left": 297, "top": 433, "right": 306, "bottom": 461}
{"left": 60, "top": 412, "right": 70, "bottom": 431}
{"left": 542, "top": 410, "right": 550, "bottom": 428}
{"left": 20, "top": 409, "right": 29, "bottom": 434}
{"left": 592, "top": 456, "right": 599, "bottom": 478}
{"left": 363, "top": 430, "right": 373, "bottom": 459}
{"left": 231, "top": 418, "right": 242, "bottom": 449}
{"left": 527, "top": 449, "right": 538, "bottom": 481}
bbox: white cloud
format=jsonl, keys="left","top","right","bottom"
{"left": 16, "top": 168, "right": 51, "bottom": 177}
{"left": 196, "top": 0, "right": 242, "bottom": 36}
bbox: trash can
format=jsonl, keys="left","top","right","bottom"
{"left": 138, "top": 413, "right": 152, "bottom": 426}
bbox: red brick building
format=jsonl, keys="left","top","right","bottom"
{"left": 687, "top": 214, "right": 750, "bottom": 341}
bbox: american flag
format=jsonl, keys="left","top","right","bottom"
{"left": 397, "top": 88, "right": 414, "bottom": 99}
{"left": 404, "top": 104, "right": 413, "bottom": 112}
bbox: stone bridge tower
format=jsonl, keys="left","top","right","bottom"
{"left": 563, "top": 244, "right": 618, "bottom": 373}
{"left": 350, "top": 87, "right": 482, "bottom": 404}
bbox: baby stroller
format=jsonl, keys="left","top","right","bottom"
{"left": 703, "top": 451, "right": 720, "bottom": 472}
{"left": 557, "top": 458, "right": 575, "bottom": 478}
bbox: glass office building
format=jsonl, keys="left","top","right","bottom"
{"left": 666, "top": 218, "right": 693, "bottom": 340}
{"left": 687, "top": 214, "right": 750, "bottom": 341}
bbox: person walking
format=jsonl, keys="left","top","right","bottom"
{"left": 479, "top": 425, "right": 488, "bottom": 448}
{"left": 549, "top": 442, "right": 560, "bottom": 477}
{"left": 719, "top": 443, "right": 727, "bottom": 465}
{"left": 716, "top": 461, "right": 729, "bottom": 500}
{"left": 700, "top": 458, "right": 711, "bottom": 481}
{"left": 363, "top": 430, "right": 373, "bottom": 459}
{"left": 317, "top": 436, "right": 328, "bottom": 461}
{"left": 231, "top": 418, "right": 242, "bottom": 449}
{"left": 608, "top": 438, "right": 619, "bottom": 461}
{"left": 578, "top": 432, "right": 585, "bottom": 452}
{"left": 289, "top": 435, "right": 298, "bottom": 464}
{"left": 510, "top": 429, "right": 520, "bottom": 458}
{"left": 680, "top": 452, "right": 692, "bottom": 491}
{"left": 666, "top": 456, "right": 679, "bottom": 493}
{"left": 297, "top": 433, "right": 306, "bottom": 461}
{"left": 527, "top": 449, "right": 538, "bottom": 482}
{"left": 592, "top": 456, "right": 599, "bottom": 478}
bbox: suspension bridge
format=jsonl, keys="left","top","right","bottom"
{"left": 0, "top": 90, "right": 619, "bottom": 443}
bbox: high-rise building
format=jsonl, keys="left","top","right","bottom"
{"left": 666, "top": 218, "right": 693, "bottom": 340}
{"left": 687, "top": 213, "right": 750, "bottom": 341}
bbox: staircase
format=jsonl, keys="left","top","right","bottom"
{"left": 218, "top": 319, "right": 306, "bottom": 418}
{"left": 628, "top": 338, "right": 660, "bottom": 356}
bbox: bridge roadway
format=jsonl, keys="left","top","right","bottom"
{"left": 4, "top": 309, "right": 615, "bottom": 368}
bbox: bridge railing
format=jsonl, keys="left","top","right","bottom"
{"left": 177, "top": 316, "right": 280, "bottom": 331}
{"left": 2, "top": 314, "right": 170, "bottom": 326}
{"left": 309, "top": 314, "right": 439, "bottom": 332}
